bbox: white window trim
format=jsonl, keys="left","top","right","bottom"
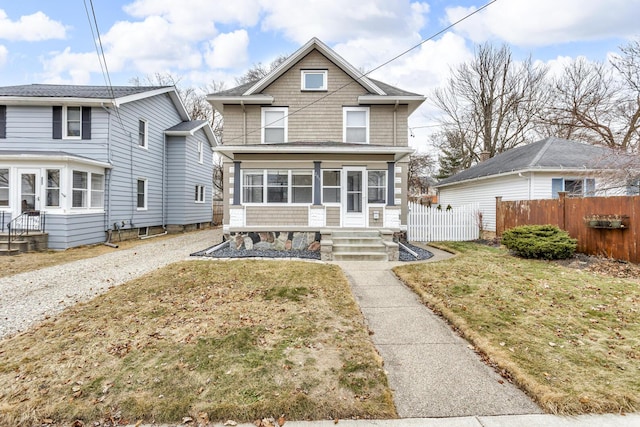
{"left": 241, "top": 169, "right": 313, "bottom": 205}
{"left": 70, "top": 170, "right": 104, "bottom": 211}
{"left": 301, "top": 69, "right": 328, "bottom": 91}
{"left": 195, "top": 184, "right": 205, "bottom": 203}
{"left": 0, "top": 168, "right": 9, "bottom": 209}
{"left": 321, "top": 169, "right": 341, "bottom": 205}
{"left": 45, "top": 168, "right": 61, "bottom": 209}
{"left": 343, "top": 106, "right": 370, "bottom": 144}
{"left": 198, "top": 141, "right": 204, "bottom": 164}
{"left": 136, "top": 178, "right": 148, "bottom": 211}
{"left": 367, "top": 170, "right": 387, "bottom": 205}
{"left": 63, "top": 106, "right": 82, "bottom": 140}
{"left": 261, "top": 107, "right": 288, "bottom": 144}
{"left": 138, "top": 119, "right": 148, "bottom": 149}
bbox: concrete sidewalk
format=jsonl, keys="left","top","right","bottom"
{"left": 332, "top": 250, "right": 541, "bottom": 418}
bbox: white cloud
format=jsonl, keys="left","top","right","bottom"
{"left": 0, "top": 9, "right": 66, "bottom": 41}
{"left": 205, "top": 30, "right": 249, "bottom": 69}
{"left": 447, "top": 0, "right": 640, "bottom": 46}
{"left": 40, "top": 47, "right": 104, "bottom": 84}
{"left": 0, "top": 45, "right": 7, "bottom": 68}
{"left": 260, "top": 0, "right": 430, "bottom": 44}
{"left": 100, "top": 16, "right": 203, "bottom": 73}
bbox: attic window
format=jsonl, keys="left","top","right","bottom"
{"left": 301, "top": 70, "right": 327, "bottom": 91}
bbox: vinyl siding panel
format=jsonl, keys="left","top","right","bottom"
{"left": 166, "top": 131, "right": 214, "bottom": 225}
{"left": 107, "top": 93, "right": 182, "bottom": 228}
{"left": 245, "top": 206, "right": 308, "bottom": 226}
{"left": 46, "top": 213, "right": 106, "bottom": 249}
{"left": 438, "top": 174, "right": 530, "bottom": 231}
{"left": 3, "top": 106, "right": 110, "bottom": 161}
{"left": 220, "top": 49, "right": 409, "bottom": 147}
{"left": 326, "top": 206, "right": 340, "bottom": 226}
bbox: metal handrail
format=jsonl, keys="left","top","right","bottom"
{"left": 6, "top": 210, "right": 46, "bottom": 251}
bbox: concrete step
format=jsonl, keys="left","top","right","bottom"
{"left": 0, "top": 240, "right": 28, "bottom": 252}
{"left": 331, "top": 230, "right": 381, "bottom": 238}
{"left": 333, "top": 243, "right": 386, "bottom": 254}
{"left": 333, "top": 251, "right": 389, "bottom": 261}
{"left": 0, "top": 248, "right": 21, "bottom": 256}
{"left": 332, "top": 236, "right": 383, "bottom": 245}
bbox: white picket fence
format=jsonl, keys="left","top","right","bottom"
{"left": 407, "top": 202, "right": 480, "bottom": 242}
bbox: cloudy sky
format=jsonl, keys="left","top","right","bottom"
{"left": 0, "top": 0, "right": 638, "bottom": 150}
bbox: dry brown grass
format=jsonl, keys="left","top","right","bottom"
{"left": 394, "top": 242, "right": 640, "bottom": 415}
{"left": 0, "top": 233, "right": 180, "bottom": 278}
{"left": 0, "top": 260, "right": 395, "bottom": 426}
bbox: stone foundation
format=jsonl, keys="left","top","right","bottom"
{"left": 226, "top": 231, "right": 321, "bottom": 252}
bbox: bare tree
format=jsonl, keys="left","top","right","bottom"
{"left": 235, "top": 55, "right": 289, "bottom": 85}
{"left": 542, "top": 40, "right": 640, "bottom": 152}
{"left": 407, "top": 152, "right": 436, "bottom": 196}
{"left": 431, "top": 43, "right": 548, "bottom": 163}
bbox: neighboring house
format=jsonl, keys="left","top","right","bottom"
{"left": 436, "top": 137, "right": 638, "bottom": 232}
{"left": 0, "top": 84, "right": 217, "bottom": 250}
{"left": 207, "top": 38, "right": 425, "bottom": 260}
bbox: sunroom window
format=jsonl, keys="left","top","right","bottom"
{"left": 322, "top": 170, "right": 341, "bottom": 203}
{"left": 368, "top": 170, "right": 386, "bottom": 204}
{"left": 0, "top": 169, "right": 8, "bottom": 207}
{"left": 46, "top": 169, "right": 60, "bottom": 207}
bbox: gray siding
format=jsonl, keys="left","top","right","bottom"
{"left": 107, "top": 93, "right": 182, "bottom": 229}
{"left": 166, "top": 130, "right": 214, "bottom": 225}
{"left": 46, "top": 213, "right": 106, "bottom": 249}
{"left": 3, "top": 105, "right": 110, "bottom": 162}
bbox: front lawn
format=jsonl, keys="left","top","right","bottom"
{"left": 394, "top": 242, "right": 639, "bottom": 415}
{"left": 0, "top": 260, "right": 395, "bottom": 426}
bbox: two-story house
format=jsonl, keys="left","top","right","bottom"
{"left": 0, "top": 85, "right": 217, "bottom": 250}
{"left": 207, "top": 38, "right": 424, "bottom": 260}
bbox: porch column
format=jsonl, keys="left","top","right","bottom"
{"left": 387, "top": 161, "right": 395, "bottom": 206}
{"left": 313, "top": 161, "right": 321, "bottom": 205}
{"left": 233, "top": 161, "right": 241, "bottom": 205}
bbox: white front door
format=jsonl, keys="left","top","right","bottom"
{"left": 18, "top": 169, "right": 41, "bottom": 213}
{"left": 342, "top": 166, "right": 367, "bottom": 227}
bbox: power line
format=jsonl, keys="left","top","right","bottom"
{"left": 225, "top": 0, "right": 498, "bottom": 144}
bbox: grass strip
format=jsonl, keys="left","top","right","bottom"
{"left": 394, "top": 242, "right": 639, "bottom": 415}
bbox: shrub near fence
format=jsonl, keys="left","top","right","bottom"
{"left": 496, "top": 193, "right": 640, "bottom": 263}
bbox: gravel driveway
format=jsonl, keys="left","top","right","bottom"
{"left": 0, "top": 228, "right": 221, "bottom": 340}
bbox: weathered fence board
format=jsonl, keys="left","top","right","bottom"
{"left": 408, "top": 202, "right": 479, "bottom": 242}
{"left": 496, "top": 193, "right": 639, "bottom": 263}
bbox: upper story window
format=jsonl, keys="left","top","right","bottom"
{"left": 53, "top": 106, "right": 91, "bottom": 140}
{"left": 343, "top": 107, "right": 369, "bottom": 144}
{"left": 138, "top": 119, "right": 148, "bottom": 148}
{"left": 0, "top": 105, "right": 6, "bottom": 139}
{"left": 262, "top": 107, "right": 288, "bottom": 144}
{"left": 198, "top": 141, "right": 204, "bottom": 163}
{"left": 301, "top": 70, "right": 327, "bottom": 91}
{"left": 65, "top": 106, "right": 81, "bottom": 138}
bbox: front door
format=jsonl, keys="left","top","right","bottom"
{"left": 19, "top": 169, "right": 41, "bottom": 213}
{"left": 342, "top": 166, "right": 367, "bottom": 227}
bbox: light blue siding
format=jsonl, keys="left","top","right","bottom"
{"left": 46, "top": 213, "right": 106, "bottom": 249}
{"left": 166, "top": 129, "right": 214, "bottom": 225}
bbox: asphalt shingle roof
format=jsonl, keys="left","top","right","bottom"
{"left": 165, "top": 120, "right": 207, "bottom": 133}
{"left": 437, "top": 137, "right": 627, "bottom": 186}
{"left": 0, "top": 84, "right": 169, "bottom": 99}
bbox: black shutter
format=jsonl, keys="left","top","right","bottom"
{"left": 52, "top": 106, "right": 62, "bottom": 139}
{"left": 81, "top": 107, "right": 91, "bottom": 140}
{"left": 0, "top": 105, "right": 6, "bottom": 139}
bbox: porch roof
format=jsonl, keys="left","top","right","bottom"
{"left": 215, "top": 142, "right": 414, "bottom": 162}
{"left": 0, "top": 150, "right": 112, "bottom": 168}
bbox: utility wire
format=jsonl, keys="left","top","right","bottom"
{"left": 225, "top": 0, "right": 498, "bottom": 144}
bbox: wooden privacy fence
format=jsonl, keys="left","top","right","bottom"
{"left": 408, "top": 202, "right": 480, "bottom": 242}
{"left": 496, "top": 193, "right": 640, "bottom": 263}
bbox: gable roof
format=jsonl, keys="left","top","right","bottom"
{"left": 0, "top": 84, "right": 190, "bottom": 121}
{"left": 436, "top": 137, "right": 628, "bottom": 187}
{"left": 207, "top": 37, "right": 425, "bottom": 114}
{"left": 165, "top": 120, "right": 218, "bottom": 147}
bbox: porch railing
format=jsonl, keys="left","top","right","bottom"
{"left": 6, "top": 210, "right": 46, "bottom": 252}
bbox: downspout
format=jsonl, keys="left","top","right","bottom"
{"left": 162, "top": 133, "right": 167, "bottom": 230}
{"left": 393, "top": 100, "right": 399, "bottom": 146}
{"left": 101, "top": 103, "right": 117, "bottom": 247}
{"left": 241, "top": 100, "right": 246, "bottom": 145}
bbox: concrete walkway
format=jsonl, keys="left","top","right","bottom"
{"left": 332, "top": 248, "right": 542, "bottom": 418}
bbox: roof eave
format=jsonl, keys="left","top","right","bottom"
{"left": 358, "top": 95, "right": 426, "bottom": 115}
{"left": 0, "top": 152, "right": 112, "bottom": 168}
{"left": 214, "top": 144, "right": 414, "bottom": 161}
{"left": 0, "top": 96, "right": 116, "bottom": 106}
{"left": 206, "top": 95, "right": 275, "bottom": 114}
